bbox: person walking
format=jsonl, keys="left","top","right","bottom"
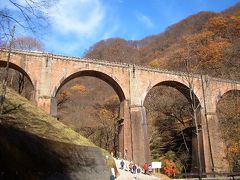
{"left": 129, "top": 161, "right": 133, "bottom": 173}
{"left": 148, "top": 165, "right": 153, "bottom": 175}
{"left": 125, "top": 161, "right": 128, "bottom": 171}
{"left": 137, "top": 167, "right": 141, "bottom": 174}
{"left": 143, "top": 162, "right": 148, "bottom": 174}
{"left": 132, "top": 163, "right": 137, "bottom": 174}
{"left": 120, "top": 160, "right": 125, "bottom": 169}
{"left": 135, "top": 166, "right": 141, "bottom": 179}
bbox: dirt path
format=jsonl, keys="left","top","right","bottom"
{"left": 115, "top": 159, "right": 162, "bottom": 180}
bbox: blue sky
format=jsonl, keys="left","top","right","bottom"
{"left": 8, "top": 0, "right": 240, "bottom": 57}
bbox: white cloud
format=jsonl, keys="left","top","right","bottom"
{"left": 39, "top": 0, "right": 122, "bottom": 56}
{"left": 47, "top": 0, "right": 105, "bottom": 37}
{"left": 136, "top": 12, "right": 154, "bottom": 28}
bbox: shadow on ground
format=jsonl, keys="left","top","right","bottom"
{"left": 0, "top": 123, "right": 110, "bottom": 180}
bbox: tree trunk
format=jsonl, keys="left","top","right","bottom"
{"left": 0, "top": 26, "right": 16, "bottom": 114}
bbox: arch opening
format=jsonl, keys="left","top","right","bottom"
{"left": 216, "top": 90, "right": 240, "bottom": 172}
{"left": 54, "top": 70, "right": 126, "bottom": 157}
{"left": 143, "top": 80, "right": 204, "bottom": 175}
{"left": 0, "top": 60, "right": 34, "bottom": 100}
{"left": 54, "top": 70, "right": 125, "bottom": 102}
{"left": 154, "top": 81, "right": 200, "bottom": 105}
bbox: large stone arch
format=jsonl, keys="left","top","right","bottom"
{"left": 51, "top": 69, "right": 128, "bottom": 158}
{"left": 128, "top": 70, "right": 206, "bottom": 167}
{"left": 52, "top": 70, "right": 126, "bottom": 102}
{"left": 142, "top": 80, "right": 205, "bottom": 172}
{"left": 135, "top": 71, "right": 204, "bottom": 109}
{"left": 0, "top": 60, "right": 34, "bottom": 88}
{"left": 142, "top": 80, "right": 201, "bottom": 106}
{"left": 215, "top": 87, "right": 240, "bottom": 106}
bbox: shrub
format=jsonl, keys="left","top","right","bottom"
{"left": 162, "top": 159, "right": 177, "bottom": 178}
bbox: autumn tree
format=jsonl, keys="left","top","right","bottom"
{"left": 70, "top": 84, "right": 87, "bottom": 93}
{"left": 56, "top": 84, "right": 87, "bottom": 117}
{"left": 179, "top": 12, "right": 240, "bottom": 176}
{"left": 12, "top": 36, "right": 44, "bottom": 51}
{"left": 91, "top": 96, "right": 119, "bottom": 154}
{"left": 84, "top": 38, "right": 140, "bottom": 64}
{"left": 147, "top": 12, "right": 240, "bottom": 81}
{"left": 204, "top": 14, "right": 240, "bottom": 40}
{"left": 0, "top": 26, "right": 15, "bottom": 113}
{"left": 75, "top": 95, "right": 120, "bottom": 155}
{"left": 144, "top": 86, "right": 194, "bottom": 173}
{"left": 57, "top": 91, "right": 70, "bottom": 109}
{"left": 217, "top": 90, "right": 240, "bottom": 172}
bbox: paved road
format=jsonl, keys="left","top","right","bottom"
{"left": 114, "top": 159, "right": 160, "bottom": 180}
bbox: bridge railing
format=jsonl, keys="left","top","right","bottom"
{"left": 1, "top": 48, "right": 240, "bottom": 85}
{"left": 0, "top": 48, "right": 203, "bottom": 78}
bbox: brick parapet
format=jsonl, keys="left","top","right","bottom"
{"left": 2, "top": 48, "right": 240, "bottom": 85}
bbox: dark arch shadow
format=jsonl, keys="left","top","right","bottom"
{"left": 217, "top": 89, "right": 240, "bottom": 104}
{"left": 144, "top": 80, "right": 205, "bottom": 173}
{"left": 153, "top": 81, "right": 200, "bottom": 106}
{"left": 0, "top": 60, "right": 34, "bottom": 88}
{"left": 216, "top": 89, "right": 240, "bottom": 172}
{"left": 216, "top": 89, "right": 240, "bottom": 118}
{"left": 54, "top": 70, "right": 126, "bottom": 102}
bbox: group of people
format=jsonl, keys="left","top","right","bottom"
{"left": 143, "top": 163, "right": 153, "bottom": 175}
{"left": 120, "top": 160, "right": 153, "bottom": 175}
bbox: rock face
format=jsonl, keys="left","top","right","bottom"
{"left": 0, "top": 124, "right": 110, "bottom": 180}
{"left": 0, "top": 86, "right": 112, "bottom": 179}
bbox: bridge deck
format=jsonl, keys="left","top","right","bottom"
{"left": 1, "top": 48, "right": 240, "bottom": 85}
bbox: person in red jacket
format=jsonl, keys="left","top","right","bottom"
{"left": 143, "top": 162, "right": 148, "bottom": 174}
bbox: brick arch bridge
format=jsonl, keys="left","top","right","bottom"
{"left": 1, "top": 49, "right": 240, "bottom": 173}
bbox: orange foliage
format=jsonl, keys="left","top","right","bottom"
{"left": 99, "top": 108, "right": 114, "bottom": 120}
{"left": 167, "top": 47, "right": 188, "bottom": 62}
{"left": 70, "top": 84, "right": 87, "bottom": 93}
{"left": 204, "top": 14, "right": 240, "bottom": 38}
{"left": 59, "top": 91, "right": 68, "bottom": 99}
{"left": 180, "top": 30, "right": 232, "bottom": 72}
{"left": 162, "top": 159, "right": 177, "bottom": 178}
{"left": 225, "top": 142, "right": 240, "bottom": 168}
{"left": 148, "top": 59, "right": 162, "bottom": 68}
{"left": 103, "top": 95, "right": 119, "bottom": 104}
{"left": 229, "top": 15, "right": 240, "bottom": 37}
{"left": 204, "top": 16, "right": 228, "bottom": 37}
{"left": 197, "top": 40, "right": 231, "bottom": 65}
{"left": 57, "top": 91, "right": 70, "bottom": 106}
{"left": 228, "top": 143, "right": 240, "bottom": 155}
{"left": 183, "top": 31, "right": 214, "bottom": 45}
{"left": 218, "top": 91, "right": 240, "bottom": 170}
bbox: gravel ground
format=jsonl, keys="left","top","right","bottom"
{"left": 115, "top": 159, "right": 161, "bottom": 180}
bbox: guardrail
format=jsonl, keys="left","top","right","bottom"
{"left": 175, "top": 172, "right": 240, "bottom": 179}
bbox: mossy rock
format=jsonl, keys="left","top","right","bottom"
{"left": 0, "top": 87, "right": 113, "bottom": 179}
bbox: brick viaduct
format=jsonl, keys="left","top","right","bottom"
{"left": 1, "top": 49, "right": 240, "bottom": 173}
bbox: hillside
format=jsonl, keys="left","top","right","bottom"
{"left": 0, "top": 86, "right": 112, "bottom": 179}
{"left": 84, "top": 3, "right": 240, "bottom": 80}
{"left": 223, "top": 2, "right": 240, "bottom": 15}
{"left": 84, "top": 11, "right": 218, "bottom": 65}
